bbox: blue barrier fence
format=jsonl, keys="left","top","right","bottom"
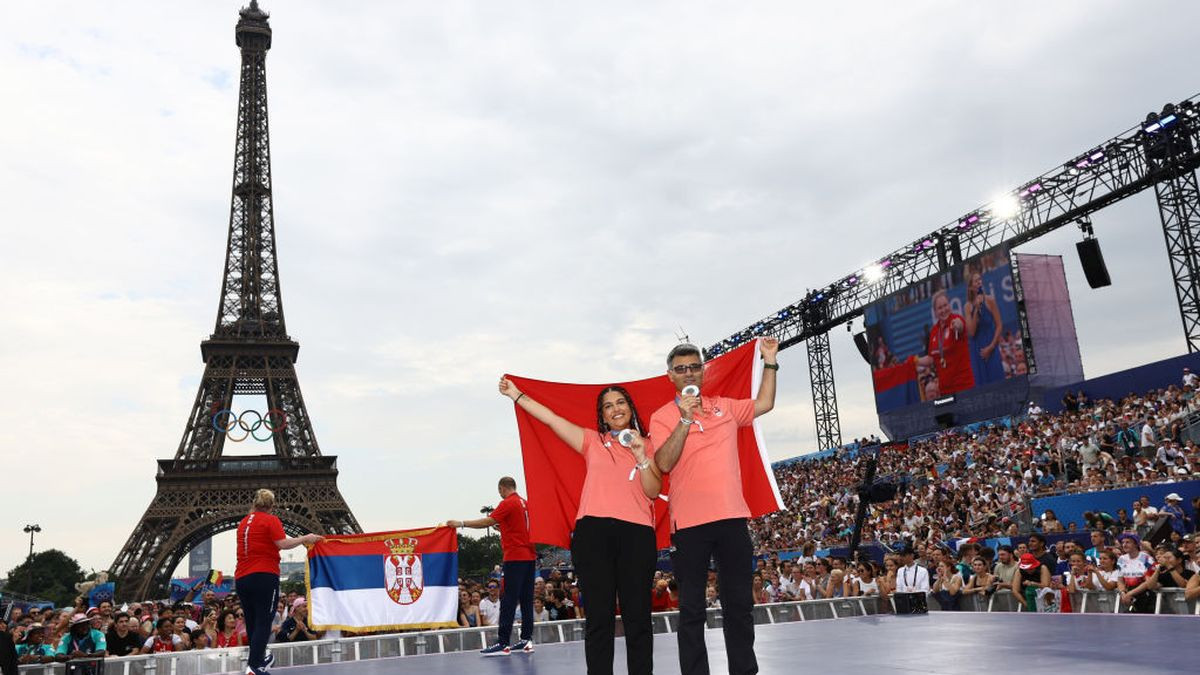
{"left": 1031, "top": 480, "right": 1199, "bottom": 531}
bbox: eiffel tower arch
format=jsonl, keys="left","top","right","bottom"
{"left": 109, "top": 1, "right": 360, "bottom": 601}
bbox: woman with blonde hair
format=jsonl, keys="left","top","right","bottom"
{"left": 235, "top": 489, "right": 323, "bottom": 675}
{"left": 917, "top": 290, "right": 975, "bottom": 396}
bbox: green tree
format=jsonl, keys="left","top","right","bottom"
{"left": 280, "top": 577, "right": 306, "bottom": 597}
{"left": 457, "top": 532, "right": 502, "bottom": 579}
{"left": 5, "top": 549, "right": 85, "bottom": 607}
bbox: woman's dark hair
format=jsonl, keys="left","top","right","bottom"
{"left": 1156, "top": 545, "right": 1182, "bottom": 560}
{"left": 218, "top": 610, "right": 238, "bottom": 631}
{"left": 595, "top": 386, "right": 646, "bottom": 462}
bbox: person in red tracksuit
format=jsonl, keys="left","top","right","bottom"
{"left": 444, "top": 477, "right": 537, "bottom": 657}
{"left": 235, "top": 489, "right": 323, "bottom": 675}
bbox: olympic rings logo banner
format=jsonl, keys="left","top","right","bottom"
{"left": 210, "top": 404, "right": 288, "bottom": 442}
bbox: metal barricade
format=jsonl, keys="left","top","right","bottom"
{"left": 20, "top": 593, "right": 1197, "bottom": 674}
{"left": 1071, "top": 590, "right": 1118, "bottom": 613}
{"left": 986, "top": 591, "right": 1022, "bottom": 612}
{"left": 63, "top": 658, "right": 104, "bottom": 675}
{"left": 959, "top": 593, "right": 990, "bottom": 613}
{"left": 858, "top": 595, "right": 886, "bottom": 615}
{"left": 796, "top": 599, "right": 836, "bottom": 620}
{"left": 1154, "top": 589, "right": 1197, "bottom": 615}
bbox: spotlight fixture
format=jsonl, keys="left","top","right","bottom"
{"left": 863, "top": 263, "right": 886, "bottom": 283}
{"left": 989, "top": 194, "right": 1021, "bottom": 220}
{"left": 1018, "top": 182, "right": 1043, "bottom": 199}
{"left": 1144, "top": 111, "right": 1177, "bottom": 134}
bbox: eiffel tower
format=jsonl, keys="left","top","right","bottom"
{"left": 110, "top": 1, "right": 361, "bottom": 601}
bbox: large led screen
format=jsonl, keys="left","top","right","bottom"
{"left": 864, "top": 245, "right": 1030, "bottom": 414}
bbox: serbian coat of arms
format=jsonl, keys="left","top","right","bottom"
{"left": 383, "top": 537, "right": 424, "bottom": 605}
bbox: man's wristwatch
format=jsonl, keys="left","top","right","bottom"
{"left": 763, "top": 362, "right": 779, "bottom": 371}
{"left": 635, "top": 459, "right": 651, "bottom": 471}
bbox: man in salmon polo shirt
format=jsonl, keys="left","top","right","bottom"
{"left": 445, "top": 476, "right": 537, "bottom": 657}
{"left": 651, "top": 338, "right": 778, "bottom": 675}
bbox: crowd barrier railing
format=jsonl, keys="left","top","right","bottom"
{"left": 922, "top": 588, "right": 1197, "bottom": 615}
{"left": 16, "top": 591, "right": 1194, "bottom": 675}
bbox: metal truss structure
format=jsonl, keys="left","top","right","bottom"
{"left": 706, "top": 95, "right": 1200, "bottom": 447}
{"left": 110, "top": 2, "right": 360, "bottom": 600}
{"left": 805, "top": 332, "right": 841, "bottom": 448}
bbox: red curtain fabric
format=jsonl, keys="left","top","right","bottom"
{"left": 508, "top": 340, "right": 785, "bottom": 550}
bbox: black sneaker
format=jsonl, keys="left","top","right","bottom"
{"left": 480, "top": 642, "right": 511, "bottom": 657}
{"left": 511, "top": 639, "right": 535, "bottom": 653}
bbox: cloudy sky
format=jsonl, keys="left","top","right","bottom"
{"left": 4, "top": 1, "right": 1200, "bottom": 581}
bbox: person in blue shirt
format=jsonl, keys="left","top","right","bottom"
{"left": 55, "top": 614, "right": 107, "bottom": 661}
{"left": 1162, "top": 493, "right": 1191, "bottom": 536}
{"left": 15, "top": 625, "right": 56, "bottom": 664}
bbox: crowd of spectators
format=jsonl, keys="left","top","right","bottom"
{"left": 455, "top": 567, "right": 581, "bottom": 628}
{"left": 752, "top": 381, "right": 1200, "bottom": 555}
{"left": 4, "top": 382, "right": 1199, "bottom": 669}
{"left": 746, "top": 529, "right": 1199, "bottom": 614}
{"left": 4, "top": 587, "right": 329, "bottom": 665}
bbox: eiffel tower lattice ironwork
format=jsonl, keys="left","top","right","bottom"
{"left": 110, "top": 1, "right": 361, "bottom": 601}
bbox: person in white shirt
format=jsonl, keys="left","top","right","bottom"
{"left": 895, "top": 548, "right": 931, "bottom": 593}
{"left": 1140, "top": 417, "right": 1158, "bottom": 459}
{"left": 782, "top": 566, "right": 812, "bottom": 601}
{"left": 1183, "top": 367, "right": 1197, "bottom": 388}
{"left": 478, "top": 581, "right": 502, "bottom": 626}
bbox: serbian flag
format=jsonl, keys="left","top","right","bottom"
{"left": 306, "top": 527, "right": 459, "bottom": 631}
{"left": 508, "top": 339, "right": 785, "bottom": 550}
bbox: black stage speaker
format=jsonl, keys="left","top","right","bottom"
{"left": 853, "top": 332, "right": 871, "bottom": 364}
{"left": 1146, "top": 515, "right": 1174, "bottom": 547}
{"left": 1076, "top": 238, "right": 1112, "bottom": 288}
{"left": 935, "top": 412, "right": 955, "bottom": 429}
{"left": 894, "top": 592, "right": 929, "bottom": 615}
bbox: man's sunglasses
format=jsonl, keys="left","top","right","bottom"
{"left": 671, "top": 364, "right": 703, "bottom": 374}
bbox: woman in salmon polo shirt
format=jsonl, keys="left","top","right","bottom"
{"left": 235, "top": 489, "right": 323, "bottom": 675}
{"left": 497, "top": 377, "right": 661, "bottom": 675}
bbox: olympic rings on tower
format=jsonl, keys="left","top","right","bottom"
{"left": 211, "top": 408, "right": 288, "bottom": 442}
